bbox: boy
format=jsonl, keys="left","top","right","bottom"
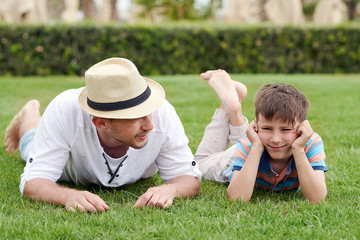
{"left": 196, "top": 70, "right": 327, "bottom": 203}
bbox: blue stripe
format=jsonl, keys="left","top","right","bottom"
{"left": 258, "top": 168, "right": 271, "bottom": 175}
{"left": 228, "top": 171, "right": 234, "bottom": 182}
{"left": 305, "top": 133, "right": 318, "bottom": 147}
{"left": 233, "top": 166, "right": 242, "bottom": 171}
{"left": 255, "top": 177, "right": 272, "bottom": 188}
{"left": 282, "top": 177, "right": 299, "bottom": 187}
{"left": 259, "top": 151, "right": 271, "bottom": 170}
{"left": 273, "top": 179, "right": 299, "bottom": 191}
{"left": 222, "top": 165, "right": 233, "bottom": 177}
{"left": 236, "top": 141, "right": 249, "bottom": 157}
{"left": 310, "top": 160, "right": 326, "bottom": 167}
{"left": 233, "top": 156, "right": 246, "bottom": 163}
{"left": 232, "top": 160, "right": 245, "bottom": 168}
{"left": 312, "top": 166, "right": 328, "bottom": 172}
{"left": 306, "top": 145, "right": 324, "bottom": 159}
{"left": 308, "top": 140, "right": 323, "bottom": 151}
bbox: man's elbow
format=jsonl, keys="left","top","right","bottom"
{"left": 192, "top": 177, "right": 201, "bottom": 195}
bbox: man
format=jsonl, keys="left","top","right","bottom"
{"left": 4, "top": 57, "right": 201, "bottom": 212}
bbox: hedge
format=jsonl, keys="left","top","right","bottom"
{"left": 1, "top": 23, "right": 360, "bottom": 75}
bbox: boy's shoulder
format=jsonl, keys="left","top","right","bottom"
{"left": 235, "top": 136, "right": 252, "bottom": 154}
{"left": 306, "top": 132, "right": 324, "bottom": 147}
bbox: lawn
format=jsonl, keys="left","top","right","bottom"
{"left": 0, "top": 74, "right": 359, "bottom": 239}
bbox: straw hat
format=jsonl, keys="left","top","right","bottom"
{"left": 78, "top": 58, "right": 165, "bottom": 119}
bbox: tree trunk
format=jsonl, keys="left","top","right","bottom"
{"left": 259, "top": 0, "right": 268, "bottom": 21}
{"left": 344, "top": 0, "right": 357, "bottom": 20}
{"left": 82, "top": 0, "right": 94, "bottom": 19}
{"left": 111, "top": 0, "right": 118, "bottom": 21}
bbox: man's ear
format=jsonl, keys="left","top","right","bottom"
{"left": 92, "top": 117, "right": 110, "bottom": 129}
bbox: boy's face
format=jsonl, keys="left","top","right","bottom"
{"left": 256, "top": 115, "right": 299, "bottom": 162}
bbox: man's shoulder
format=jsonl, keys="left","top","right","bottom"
{"left": 152, "top": 100, "right": 176, "bottom": 121}
{"left": 48, "top": 88, "right": 83, "bottom": 111}
{"left": 155, "top": 99, "right": 174, "bottom": 113}
{"left": 42, "top": 88, "right": 87, "bottom": 123}
{"left": 54, "top": 88, "right": 83, "bottom": 102}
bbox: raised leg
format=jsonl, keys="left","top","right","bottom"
{"left": 4, "top": 100, "right": 41, "bottom": 152}
{"left": 200, "top": 70, "right": 247, "bottom": 126}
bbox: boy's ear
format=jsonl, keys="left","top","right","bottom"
{"left": 92, "top": 117, "right": 110, "bottom": 129}
{"left": 254, "top": 119, "right": 259, "bottom": 132}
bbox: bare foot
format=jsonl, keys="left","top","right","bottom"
{"left": 200, "top": 70, "right": 240, "bottom": 114}
{"left": 233, "top": 81, "right": 247, "bottom": 102}
{"left": 4, "top": 100, "right": 40, "bottom": 152}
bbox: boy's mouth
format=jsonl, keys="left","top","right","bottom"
{"left": 268, "top": 145, "right": 286, "bottom": 151}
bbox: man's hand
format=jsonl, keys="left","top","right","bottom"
{"left": 134, "top": 175, "right": 200, "bottom": 208}
{"left": 134, "top": 185, "right": 176, "bottom": 208}
{"left": 291, "top": 120, "right": 313, "bottom": 151}
{"left": 24, "top": 178, "right": 109, "bottom": 213}
{"left": 64, "top": 190, "right": 109, "bottom": 213}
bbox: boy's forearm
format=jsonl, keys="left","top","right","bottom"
{"left": 227, "top": 145, "right": 263, "bottom": 202}
{"left": 292, "top": 149, "right": 327, "bottom": 203}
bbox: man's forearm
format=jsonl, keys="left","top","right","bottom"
{"left": 23, "top": 178, "right": 109, "bottom": 212}
{"left": 24, "top": 178, "right": 75, "bottom": 206}
{"left": 165, "top": 175, "right": 201, "bottom": 199}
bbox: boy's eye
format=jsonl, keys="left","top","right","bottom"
{"left": 282, "top": 128, "right": 293, "bottom": 131}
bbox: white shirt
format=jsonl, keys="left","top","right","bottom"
{"left": 20, "top": 88, "right": 201, "bottom": 194}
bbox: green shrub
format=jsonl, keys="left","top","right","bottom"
{"left": 1, "top": 23, "right": 360, "bottom": 75}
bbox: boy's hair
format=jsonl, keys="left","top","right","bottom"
{"left": 254, "top": 84, "right": 309, "bottom": 125}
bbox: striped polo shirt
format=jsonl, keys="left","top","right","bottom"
{"left": 222, "top": 133, "right": 328, "bottom": 192}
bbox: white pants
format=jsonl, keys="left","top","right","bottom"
{"left": 195, "top": 109, "right": 248, "bottom": 182}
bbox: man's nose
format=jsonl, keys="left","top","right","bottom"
{"left": 141, "top": 114, "right": 154, "bottom": 131}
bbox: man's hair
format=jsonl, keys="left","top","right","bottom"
{"left": 254, "top": 84, "right": 309, "bottom": 125}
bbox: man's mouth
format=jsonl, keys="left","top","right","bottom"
{"left": 136, "top": 131, "right": 149, "bottom": 140}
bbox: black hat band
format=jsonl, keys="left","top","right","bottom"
{"left": 87, "top": 86, "right": 151, "bottom": 111}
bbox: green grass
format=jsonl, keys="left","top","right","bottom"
{"left": 1, "top": 74, "right": 360, "bottom": 239}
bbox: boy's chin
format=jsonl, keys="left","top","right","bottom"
{"left": 269, "top": 153, "right": 291, "bottom": 162}
{"left": 266, "top": 149, "right": 292, "bottom": 162}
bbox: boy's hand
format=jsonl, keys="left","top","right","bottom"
{"left": 291, "top": 120, "right": 313, "bottom": 151}
{"left": 246, "top": 121, "right": 264, "bottom": 150}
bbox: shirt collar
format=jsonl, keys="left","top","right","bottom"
{"left": 259, "top": 150, "right": 295, "bottom": 176}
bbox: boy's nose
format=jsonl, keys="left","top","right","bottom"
{"left": 271, "top": 132, "right": 282, "bottom": 143}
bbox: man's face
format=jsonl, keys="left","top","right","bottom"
{"left": 108, "top": 114, "right": 154, "bottom": 149}
{"left": 256, "top": 115, "right": 299, "bottom": 162}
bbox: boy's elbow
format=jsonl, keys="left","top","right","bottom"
{"left": 307, "top": 189, "right": 327, "bottom": 204}
{"left": 227, "top": 189, "right": 251, "bottom": 202}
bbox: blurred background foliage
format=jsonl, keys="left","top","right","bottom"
{"left": 1, "top": 0, "right": 360, "bottom": 76}
{"left": 1, "top": 23, "right": 360, "bottom": 76}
